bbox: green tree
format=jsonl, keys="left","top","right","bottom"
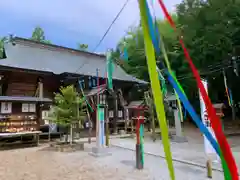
{"left": 30, "top": 26, "right": 51, "bottom": 44}
{"left": 78, "top": 43, "right": 88, "bottom": 51}
{"left": 176, "top": 0, "right": 240, "bottom": 103}
{"left": 0, "top": 36, "right": 7, "bottom": 59}
{"left": 49, "top": 85, "right": 86, "bottom": 143}
{"left": 111, "top": 15, "right": 187, "bottom": 84}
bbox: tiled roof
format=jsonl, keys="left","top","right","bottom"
{"left": 0, "top": 37, "right": 147, "bottom": 84}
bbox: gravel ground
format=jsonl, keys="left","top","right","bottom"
{"left": 0, "top": 144, "right": 224, "bottom": 180}
{"left": 0, "top": 145, "right": 152, "bottom": 180}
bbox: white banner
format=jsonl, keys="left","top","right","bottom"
{"left": 199, "top": 79, "right": 217, "bottom": 156}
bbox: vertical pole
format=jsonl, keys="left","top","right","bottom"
{"left": 113, "top": 93, "right": 118, "bottom": 134}
{"left": 125, "top": 108, "right": 129, "bottom": 133}
{"left": 174, "top": 108, "right": 183, "bottom": 138}
{"left": 96, "top": 68, "right": 100, "bottom": 148}
{"left": 100, "top": 106, "right": 105, "bottom": 146}
{"left": 70, "top": 123, "right": 73, "bottom": 145}
{"left": 39, "top": 80, "right": 43, "bottom": 100}
{"left": 76, "top": 95, "right": 79, "bottom": 140}
{"left": 136, "top": 110, "right": 143, "bottom": 169}
{"left": 48, "top": 119, "right": 51, "bottom": 142}
{"left": 206, "top": 159, "right": 213, "bottom": 178}
{"left": 140, "top": 123, "right": 144, "bottom": 167}
{"left": 87, "top": 110, "right": 92, "bottom": 144}
{"left": 106, "top": 105, "right": 110, "bottom": 146}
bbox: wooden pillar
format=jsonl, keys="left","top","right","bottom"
{"left": 84, "top": 76, "right": 89, "bottom": 90}
{"left": 113, "top": 92, "right": 118, "bottom": 134}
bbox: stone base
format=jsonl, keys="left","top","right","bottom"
{"left": 112, "top": 132, "right": 118, "bottom": 135}
{"left": 171, "top": 135, "right": 188, "bottom": 143}
{"left": 45, "top": 142, "right": 84, "bottom": 152}
{"left": 89, "top": 147, "right": 112, "bottom": 157}
{"left": 119, "top": 130, "right": 126, "bottom": 135}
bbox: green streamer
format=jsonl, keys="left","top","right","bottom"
{"left": 157, "top": 67, "right": 167, "bottom": 96}
{"left": 140, "top": 124, "right": 144, "bottom": 165}
{"left": 107, "top": 51, "right": 113, "bottom": 90}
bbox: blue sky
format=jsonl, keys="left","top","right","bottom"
{"left": 0, "top": 0, "right": 182, "bottom": 53}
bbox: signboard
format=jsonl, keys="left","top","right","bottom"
{"left": 1, "top": 102, "right": 12, "bottom": 113}
{"left": 109, "top": 110, "right": 113, "bottom": 118}
{"left": 118, "top": 110, "right": 123, "bottom": 118}
{"left": 199, "top": 79, "right": 217, "bottom": 155}
{"left": 22, "top": 103, "right": 36, "bottom": 112}
{"left": 22, "top": 103, "right": 29, "bottom": 112}
{"left": 29, "top": 104, "right": 36, "bottom": 112}
{"left": 49, "top": 123, "right": 57, "bottom": 133}
{"left": 42, "top": 111, "right": 49, "bottom": 119}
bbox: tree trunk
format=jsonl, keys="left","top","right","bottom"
{"left": 70, "top": 123, "right": 73, "bottom": 145}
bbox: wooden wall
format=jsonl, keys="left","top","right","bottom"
{"left": 3, "top": 71, "right": 59, "bottom": 99}
{"left": 6, "top": 72, "right": 38, "bottom": 96}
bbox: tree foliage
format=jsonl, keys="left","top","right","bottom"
{"left": 49, "top": 85, "right": 86, "bottom": 127}
{"left": 30, "top": 26, "right": 51, "bottom": 44}
{"left": 113, "top": 0, "right": 240, "bottom": 105}
{"left": 0, "top": 36, "right": 7, "bottom": 59}
{"left": 78, "top": 43, "right": 88, "bottom": 51}
{"left": 176, "top": 0, "right": 240, "bottom": 103}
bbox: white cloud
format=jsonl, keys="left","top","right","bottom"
{"left": 0, "top": 0, "right": 182, "bottom": 50}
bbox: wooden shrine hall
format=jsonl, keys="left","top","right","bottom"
{"left": 0, "top": 36, "right": 148, "bottom": 137}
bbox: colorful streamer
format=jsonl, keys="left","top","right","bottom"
{"left": 123, "top": 47, "right": 129, "bottom": 61}
{"left": 157, "top": 0, "right": 238, "bottom": 179}
{"left": 167, "top": 71, "right": 230, "bottom": 179}
{"left": 158, "top": 27, "right": 230, "bottom": 178}
{"left": 145, "top": 1, "right": 184, "bottom": 123}
{"left": 78, "top": 80, "right": 94, "bottom": 112}
{"left": 156, "top": 67, "right": 167, "bottom": 96}
{"left": 138, "top": 0, "right": 175, "bottom": 179}
{"left": 157, "top": 29, "right": 223, "bottom": 158}
{"left": 228, "top": 88, "right": 233, "bottom": 106}
{"left": 167, "top": 71, "right": 221, "bottom": 155}
{"left": 106, "top": 51, "right": 113, "bottom": 90}
{"left": 223, "top": 71, "right": 232, "bottom": 106}
{"left": 140, "top": 124, "right": 144, "bottom": 165}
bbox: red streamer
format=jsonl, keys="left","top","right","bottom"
{"left": 157, "top": 0, "right": 238, "bottom": 179}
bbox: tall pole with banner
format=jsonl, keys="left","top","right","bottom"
{"left": 199, "top": 79, "right": 217, "bottom": 155}
{"left": 199, "top": 79, "right": 219, "bottom": 178}
{"left": 89, "top": 66, "right": 111, "bottom": 157}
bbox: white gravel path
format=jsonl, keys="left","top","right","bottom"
{"left": 0, "top": 143, "right": 224, "bottom": 180}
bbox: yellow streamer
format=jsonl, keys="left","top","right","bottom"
{"left": 159, "top": 34, "right": 183, "bottom": 122}
{"left": 138, "top": 1, "right": 175, "bottom": 179}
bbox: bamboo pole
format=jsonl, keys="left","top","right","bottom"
{"left": 206, "top": 159, "right": 213, "bottom": 178}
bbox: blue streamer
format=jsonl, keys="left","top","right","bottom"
{"left": 166, "top": 71, "right": 221, "bottom": 156}
{"left": 183, "top": 106, "right": 187, "bottom": 119}
{"left": 228, "top": 88, "right": 233, "bottom": 106}
{"left": 145, "top": 0, "right": 220, "bottom": 157}
{"left": 145, "top": 2, "right": 161, "bottom": 55}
